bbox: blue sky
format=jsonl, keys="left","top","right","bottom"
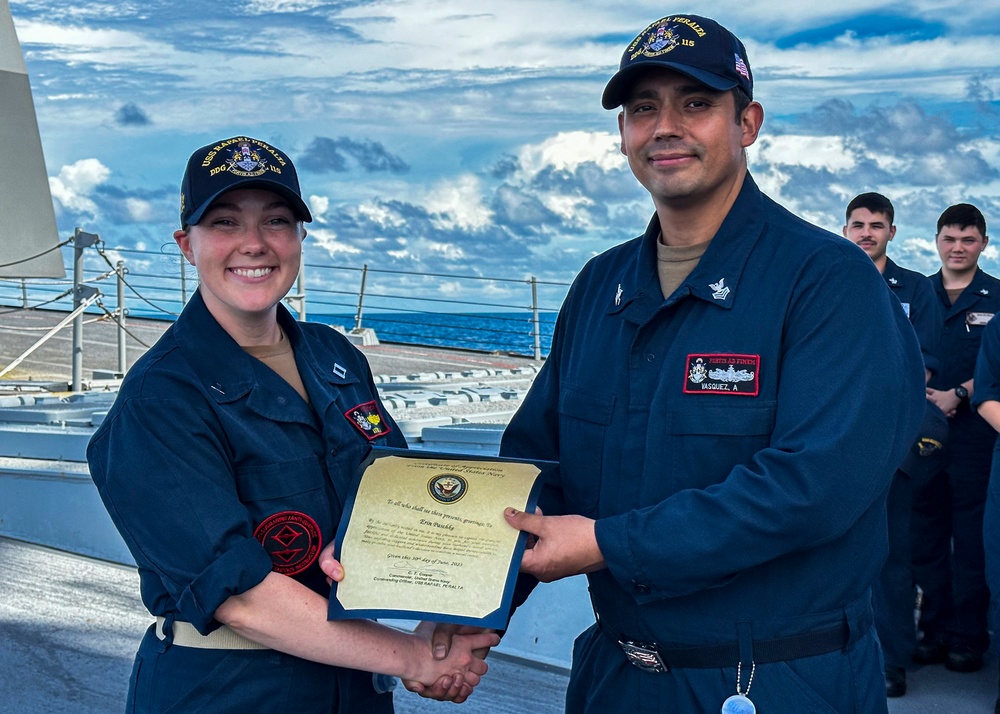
{"left": 9, "top": 0, "right": 1000, "bottom": 309}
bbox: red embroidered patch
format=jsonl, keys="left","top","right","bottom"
{"left": 683, "top": 354, "right": 760, "bottom": 396}
{"left": 254, "top": 511, "right": 322, "bottom": 576}
{"left": 344, "top": 400, "right": 391, "bottom": 441}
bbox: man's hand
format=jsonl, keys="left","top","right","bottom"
{"left": 402, "top": 621, "right": 495, "bottom": 703}
{"left": 504, "top": 508, "right": 606, "bottom": 582}
{"left": 926, "top": 387, "right": 961, "bottom": 418}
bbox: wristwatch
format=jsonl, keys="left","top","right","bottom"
{"left": 954, "top": 386, "right": 970, "bottom": 400}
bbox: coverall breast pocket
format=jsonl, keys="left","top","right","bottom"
{"left": 558, "top": 383, "right": 614, "bottom": 517}
{"left": 234, "top": 455, "right": 329, "bottom": 524}
{"left": 666, "top": 402, "right": 776, "bottom": 491}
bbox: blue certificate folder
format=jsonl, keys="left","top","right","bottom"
{"left": 328, "top": 446, "right": 550, "bottom": 629}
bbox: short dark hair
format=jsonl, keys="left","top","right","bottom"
{"left": 732, "top": 87, "right": 751, "bottom": 124}
{"left": 937, "top": 203, "right": 987, "bottom": 237}
{"left": 846, "top": 192, "right": 894, "bottom": 225}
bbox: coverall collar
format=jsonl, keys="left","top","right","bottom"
{"left": 610, "top": 173, "right": 766, "bottom": 326}
{"left": 173, "top": 290, "right": 360, "bottom": 417}
{"left": 930, "top": 267, "right": 995, "bottom": 319}
{"left": 882, "top": 257, "right": 906, "bottom": 284}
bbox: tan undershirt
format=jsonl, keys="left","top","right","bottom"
{"left": 945, "top": 287, "right": 964, "bottom": 306}
{"left": 242, "top": 328, "right": 310, "bottom": 403}
{"left": 657, "top": 237, "right": 711, "bottom": 299}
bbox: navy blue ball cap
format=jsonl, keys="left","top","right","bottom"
{"left": 602, "top": 14, "right": 753, "bottom": 110}
{"left": 180, "top": 136, "right": 312, "bottom": 227}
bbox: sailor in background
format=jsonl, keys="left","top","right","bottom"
{"left": 496, "top": 14, "right": 925, "bottom": 713}
{"left": 913, "top": 203, "right": 999, "bottom": 674}
{"left": 842, "top": 191, "right": 946, "bottom": 698}
{"left": 972, "top": 307, "right": 1000, "bottom": 714}
{"left": 87, "top": 136, "right": 495, "bottom": 713}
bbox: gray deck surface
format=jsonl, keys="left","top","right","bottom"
{"left": 1, "top": 538, "right": 996, "bottom": 713}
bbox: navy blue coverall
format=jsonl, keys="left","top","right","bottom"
{"left": 972, "top": 316, "right": 1000, "bottom": 667}
{"left": 501, "top": 176, "right": 925, "bottom": 713}
{"left": 874, "top": 258, "right": 943, "bottom": 671}
{"left": 913, "top": 267, "right": 1000, "bottom": 653}
{"left": 88, "top": 291, "right": 405, "bottom": 713}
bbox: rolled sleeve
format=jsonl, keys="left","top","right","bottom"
{"left": 89, "top": 396, "right": 274, "bottom": 631}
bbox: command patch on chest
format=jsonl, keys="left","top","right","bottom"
{"left": 684, "top": 354, "right": 760, "bottom": 396}
{"left": 344, "top": 400, "right": 391, "bottom": 440}
{"left": 254, "top": 511, "right": 322, "bottom": 576}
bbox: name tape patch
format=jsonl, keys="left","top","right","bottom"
{"left": 967, "top": 312, "right": 994, "bottom": 327}
{"left": 684, "top": 354, "right": 760, "bottom": 396}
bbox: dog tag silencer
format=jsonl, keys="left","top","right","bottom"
{"left": 721, "top": 693, "right": 755, "bottom": 714}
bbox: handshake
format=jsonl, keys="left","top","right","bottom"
{"left": 319, "top": 544, "right": 498, "bottom": 704}
{"left": 318, "top": 506, "right": 604, "bottom": 704}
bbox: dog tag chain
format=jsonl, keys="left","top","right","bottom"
{"left": 721, "top": 661, "right": 755, "bottom": 714}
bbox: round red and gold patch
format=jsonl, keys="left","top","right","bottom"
{"left": 253, "top": 511, "right": 322, "bottom": 576}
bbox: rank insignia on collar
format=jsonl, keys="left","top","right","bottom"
{"left": 981, "top": 289, "right": 990, "bottom": 295}
{"left": 332, "top": 363, "right": 347, "bottom": 379}
{"left": 709, "top": 278, "right": 730, "bottom": 301}
{"left": 345, "top": 400, "right": 391, "bottom": 440}
{"left": 888, "top": 277, "right": 898, "bottom": 285}
{"left": 615, "top": 283, "right": 623, "bottom": 306}
{"left": 684, "top": 354, "right": 760, "bottom": 396}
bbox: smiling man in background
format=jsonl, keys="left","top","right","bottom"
{"left": 912, "top": 204, "right": 1000, "bottom": 674}
{"left": 843, "top": 191, "right": 944, "bottom": 698}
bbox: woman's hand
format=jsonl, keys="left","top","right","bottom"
{"left": 318, "top": 541, "right": 343, "bottom": 585}
{"left": 402, "top": 621, "right": 496, "bottom": 701}
{"left": 404, "top": 627, "right": 498, "bottom": 703}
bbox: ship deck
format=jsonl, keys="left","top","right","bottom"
{"left": 1, "top": 308, "right": 998, "bottom": 712}
{"left": 2, "top": 536, "right": 996, "bottom": 713}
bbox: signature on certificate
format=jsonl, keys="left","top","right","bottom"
{"left": 391, "top": 560, "right": 450, "bottom": 577}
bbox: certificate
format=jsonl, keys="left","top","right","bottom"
{"left": 328, "top": 447, "right": 548, "bottom": 629}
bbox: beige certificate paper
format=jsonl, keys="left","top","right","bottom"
{"left": 329, "top": 448, "right": 545, "bottom": 627}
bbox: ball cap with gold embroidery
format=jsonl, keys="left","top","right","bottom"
{"left": 180, "top": 135, "right": 312, "bottom": 227}
{"left": 601, "top": 14, "right": 753, "bottom": 110}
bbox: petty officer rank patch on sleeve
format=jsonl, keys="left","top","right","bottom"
{"left": 344, "top": 400, "right": 391, "bottom": 440}
{"left": 684, "top": 354, "right": 760, "bottom": 396}
{"left": 254, "top": 511, "right": 322, "bottom": 576}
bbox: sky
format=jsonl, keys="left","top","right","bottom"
{"left": 8, "top": 0, "right": 1000, "bottom": 314}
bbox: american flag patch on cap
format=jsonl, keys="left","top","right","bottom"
{"left": 734, "top": 53, "right": 750, "bottom": 79}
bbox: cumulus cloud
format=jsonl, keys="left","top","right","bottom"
{"left": 753, "top": 93, "right": 1000, "bottom": 251}
{"left": 308, "top": 194, "right": 330, "bottom": 222}
{"left": 422, "top": 175, "right": 494, "bottom": 231}
{"left": 124, "top": 197, "right": 154, "bottom": 222}
{"left": 298, "top": 137, "right": 409, "bottom": 174}
{"left": 805, "top": 99, "right": 969, "bottom": 156}
{"left": 48, "top": 158, "right": 111, "bottom": 219}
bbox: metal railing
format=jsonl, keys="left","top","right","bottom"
{"left": 1, "top": 232, "right": 572, "bottom": 388}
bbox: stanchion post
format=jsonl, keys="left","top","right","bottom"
{"left": 531, "top": 276, "right": 541, "bottom": 361}
{"left": 354, "top": 264, "right": 368, "bottom": 331}
{"left": 285, "top": 253, "right": 306, "bottom": 320}
{"left": 297, "top": 255, "right": 307, "bottom": 321}
{"left": 116, "top": 260, "right": 127, "bottom": 374}
{"left": 71, "top": 227, "right": 100, "bottom": 391}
